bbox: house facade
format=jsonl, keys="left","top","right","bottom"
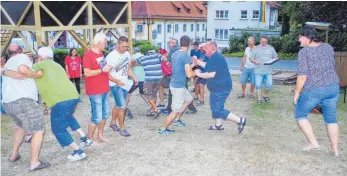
{"left": 206, "top": 1, "right": 280, "bottom": 49}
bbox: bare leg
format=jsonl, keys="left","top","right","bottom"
{"left": 97, "top": 120, "right": 107, "bottom": 142}
{"left": 110, "top": 107, "right": 118, "bottom": 125}
{"left": 326, "top": 124, "right": 339, "bottom": 155}
{"left": 29, "top": 131, "right": 44, "bottom": 169}
{"left": 264, "top": 88, "right": 270, "bottom": 97}
{"left": 241, "top": 84, "right": 246, "bottom": 96}
{"left": 175, "top": 101, "right": 192, "bottom": 120}
{"left": 250, "top": 85, "right": 255, "bottom": 95}
{"left": 159, "top": 86, "right": 165, "bottom": 106}
{"left": 297, "top": 119, "right": 320, "bottom": 151}
{"left": 68, "top": 142, "right": 80, "bottom": 151}
{"left": 75, "top": 128, "right": 86, "bottom": 137}
{"left": 126, "top": 93, "right": 131, "bottom": 107}
{"left": 87, "top": 121, "right": 97, "bottom": 140}
{"left": 194, "top": 83, "right": 200, "bottom": 99}
{"left": 199, "top": 84, "right": 205, "bottom": 102}
{"left": 215, "top": 118, "right": 223, "bottom": 126}
{"left": 118, "top": 109, "right": 126, "bottom": 130}
{"left": 148, "top": 100, "right": 158, "bottom": 111}
{"left": 9, "top": 128, "right": 24, "bottom": 160}
{"left": 162, "top": 112, "right": 180, "bottom": 129}
{"left": 226, "top": 112, "right": 241, "bottom": 123}
{"left": 257, "top": 89, "right": 262, "bottom": 101}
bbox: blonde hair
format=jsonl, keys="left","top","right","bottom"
{"left": 92, "top": 32, "right": 107, "bottom": 45}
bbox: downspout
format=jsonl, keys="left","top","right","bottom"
{"left": 164, "top": 20, "right": 167, "bottom": 49}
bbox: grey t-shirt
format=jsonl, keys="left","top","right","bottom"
{"left": 251, "top": 45, "right": 277, "bottom": 74}
{"left": 170, "top": 50, "right": 192, "bottom": 88}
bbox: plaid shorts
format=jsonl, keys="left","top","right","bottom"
{"left": 3, "top": 98, "right": 45, "bottom": 134}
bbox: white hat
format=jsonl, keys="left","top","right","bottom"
{"left": 38, "top": 47, "right": 53, "bottom": 59}
{"left": 199, "top": 43, "right": 206, "bottom": 48}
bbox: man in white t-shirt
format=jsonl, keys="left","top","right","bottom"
{"left": 238, "top": 36, "right": 256, "bottom": 98}
{"left": 2, "top": 45, "right": 50, "bottom": 172}
{"left": 106, "top": 36, "right": 137, "bottom": 137}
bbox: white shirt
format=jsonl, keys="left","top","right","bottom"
{"left": 105, "top": 50, "right": 133, "bottom": 89}
{"left": 2, "top": 54, "right": 38, "bottom": 103}
{"left": 244, "top": 47, "right": 255, "bottom": 69}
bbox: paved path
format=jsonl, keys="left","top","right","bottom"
{"left": 226, "top": 57, "right": 297, "bottom": 71}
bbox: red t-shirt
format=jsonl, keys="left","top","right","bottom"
{"left": 82, "top": 50, "right": 110, "bottom": 95}
{"left": 161, "top": 61, "right": 172, "bottom": 76}
{"left": 65, "top": 55, "right": 81, "bottom": 78}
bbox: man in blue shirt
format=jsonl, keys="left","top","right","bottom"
{"left": 159, "top": 35, "right": 197, "bottom": 135}
{"left": 194, "top": 42, "right": 247, "bottom": 133}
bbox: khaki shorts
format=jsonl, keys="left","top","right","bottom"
{"left": 3, "top": 98, "right": 45, "bottom": 134}
{"left": 143, "top": 82, "right": 161, "bottom": 101}
{"left": 170, "top": 87, "right": 193, "bottom": 112}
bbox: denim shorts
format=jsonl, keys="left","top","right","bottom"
{"left": 88, "top": 93, "right": 110, "bottom": 124}
{"left": 209, "top": 89, "right": 232, "bottom": 119}
{"left": 255, "top": 74, "right": 273, "bottom": 90}
{"left": 196, "top": 77, "right": 206, "bottom": 85}
{"left": 295, "top": 84, "right": 340, "bottom": 124}
{"left": 110, "top": 85, "right": 128, "bottom": 109}
{"left": 240, "top": 68, "right": 255, "bottom": 85}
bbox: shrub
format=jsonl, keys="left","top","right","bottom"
{"left": 133, "top": 40, "right": 158, "bottom": 54}
{"left": 268, "top": 36, "right": 282, "bottom": 52}
{"left": 53, "top": 48, "right": 85, "bottom": 69}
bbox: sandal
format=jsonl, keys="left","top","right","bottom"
{"left": 153, "top": 108, "right": 161, "bottom": 119}
{"left": 237, "top": 94, "right": 246, "bottom": 98}
{"left": 257, "top": 100, "right": 262, "bottom": 105}
{"left": 146, "top": 110, "right": 155, "bottom": 116}
{"left": 238, "top": 117, "right": 247, "bottom": 134}
{"left": 195, "top": 100, "right": 204, "bottom": 106}
{"left": 44, "top": 109, "right": 48, "bottom": 115}
{"left": 263, "top": 97, "right": 270, "bottom": 103}
{"left": 8, "top": 154, "right": 21, "bottom": 162}
{"left": 29, "top": 161, "right": 51, "bottom": 172}
{"left": 208, "top": 125, "right": 224, "bottom": 130}
{"left": 249, "top": 94, "right": 254, "bottom": 98}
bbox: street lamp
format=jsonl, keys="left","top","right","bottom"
{"left": 142, "top": 16, "right": 155, "bottom": 42}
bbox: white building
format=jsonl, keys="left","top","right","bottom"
{"left": 206, "top": 1, "right": 280, "bottom": 50}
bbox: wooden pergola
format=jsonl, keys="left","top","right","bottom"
{"left": 0, "top": 1, "right": 132, "bottom": 56}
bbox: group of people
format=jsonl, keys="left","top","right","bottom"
{"left": 0, "top": 24, "right": 341, "bottom": 172}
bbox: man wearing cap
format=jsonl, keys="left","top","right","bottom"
{"left": 18, "top": 47, "right": 93, "bottom": 161}
{"left": 130, "top": 49, "right": 167, "bottom": 118}
{"left": 2, "top": 44, "right": 50, "bottom": 172}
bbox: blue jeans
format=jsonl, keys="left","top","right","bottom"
{"left": 210, "top": 89, "right": 232, "bottom": 119}
{"left": 50, "top": 99, "right": 80, "bottom": 147}
{"left": 110, "top": 85, "right": 128, "bottom": 109}
{"left": 255, "top": 74, "right": 273, "bottom": 90}
{"left": 240, "top": 68, "right": 255, "bottom": 85}
{"left": 88, "top": 93, "right": 110, "bottom": 124}
{"left": 295, "top": 84, "right": 340, "bottom": 124}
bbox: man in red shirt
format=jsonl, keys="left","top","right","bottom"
{"left": 83, "top": 32, "right": 112, "bottom": 142}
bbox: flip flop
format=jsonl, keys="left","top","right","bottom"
{"left": 146, "top": 110, "right": 155, "bottom": 116}
{"left": 29, "top": 161, "right": 51, "bottom": 172}
{"left": 8, "top": 154, "right": 21, "bottom": 162}
{"left": 208, "top": 125, "right": 224, "bottom": 130}
{"left": 238, "top": 117, "right": 247, "bottom": 134}
{"left": 237, "top": 95, "right": 246, "bottom": 98}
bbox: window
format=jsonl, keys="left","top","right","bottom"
{"left": 183, "top": 24, "right": 187, "bottom": 32}
{"left": 199, "top": 10, "right": 203, "bottom": 14}
{"left": 177, "top": 8, "right": 181, "bottom": 13}
{"left": 136, "top": 24, "right": 143, "bottom": 33}
{"left": 241, "top": 10, "right": 248, "bottom": 19}
{"left": 157, "top": 43, "right": 162, "bottom": 48}
{"left": 202, "top": 24, "right": 205, "bottom": 31}
{"left": 202, "top": 37, "right": 205, "bottom": 42}
{"left": 191, "top": 24, "right": 194, "bottom": 32}
{"left": 175, "top": 24, "right": 179, "bottom": 33}
{"left": 167, "top": 24, "right": 171, "bottom": 33}
{"left": 196, "top": 24, "right": 200, "bottom": 32}
{"left": 252, "top": 10, "right": 259, "bottom": 19}
{"left": 214, "top": 29, "right": 229, "bottom": 40}
{"left": 157, "top": 24, "right": 162, "bottom": 34}
{"left": 215, "top": 10, "right": 229, "bottom": 19}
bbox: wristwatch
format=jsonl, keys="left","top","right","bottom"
{"left": 1, "top": 68, "right": 6, "bottom": 76}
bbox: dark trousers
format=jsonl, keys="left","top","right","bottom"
{"left": 70, "top": 78, "right": 81, "bottom": 94}
{"left": 167, "top": 79, "right": 197, "bottom": 112}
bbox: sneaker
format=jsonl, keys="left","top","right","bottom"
{"left": 109, "top": 124, "right": 120, "bottom": 132}
{"left": 126, "top": 108, "right": 134, "bottom": 119}
{"left": 67, "top": 149, "right": 87, "bottom": 161}
{"left": 186, "top": 109, "right": 197, "bottom": 114}
{"left": 173, "top": 120, "right": 185, "bottom": 127}
{"left": 119, "top": 129, "right": 131, "bottom": 137}
{"left": 158, "top": 128, "right": 175, "bottom": 135}
{"left": 80, "top": 137, "right": 93, "bottom": 149}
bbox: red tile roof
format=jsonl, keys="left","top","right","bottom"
{"left": 132, "top": 1, "right": 207, "bottom": 20}
{"left": 266, "top": 1, "right": 281, "bottom": 8}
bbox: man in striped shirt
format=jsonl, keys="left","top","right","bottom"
{"left": 131, "top": 50, "right": 167, "bottom": 118}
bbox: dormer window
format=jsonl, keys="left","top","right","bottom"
{"left": 177, "top": 8, "right": 181, "bottom": 13}
{"left": 200, "top": 10, "right": 203, "bottom": 14}
{"left": 187, "top": 9, "right": 191, "bottom": 13}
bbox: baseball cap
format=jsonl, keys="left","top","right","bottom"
{"left": 38, "top": 47, "right": 53, "bottom": 58}
{"left": 159, "top": 49, "right": 167, "bottom": 55}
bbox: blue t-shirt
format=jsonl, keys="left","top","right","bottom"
{"left": 199, "top": 53, "right": 208, "bottom": 73}
{"left": 205, "top": 52, "right": 232, "bottom": 92}
{"left": 190, "top": 49, "right": 202, "bottom": 58}
{"left": 136, "top": 53, "right": 164, "bottom": 82}
{"left": 170, "top": 50, "right": 192, "bottom": 88}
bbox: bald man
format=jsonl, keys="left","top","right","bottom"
{"left": 194, "top": 42, "right": 247, "bottom": 133}
{"left": 239, "top": 36, "right": 256, "bottom": 98}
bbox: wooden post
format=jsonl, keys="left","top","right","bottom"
{"left": 127, "top": 1, "right": 132, "bottom": 54}
{"left": 34, "top": 1, "right": 42, "bottom": 47}
{"left": 83, "top": 29, "right": 87, "bottom": 43}
{"left": 148, "top": 23, "right": 152, "bottom": 43}
{"left": 87, "top": 1, "right": 93, "bottom": 44}
{"left": 44, "top": 31, "right": 49, "bottom": 46}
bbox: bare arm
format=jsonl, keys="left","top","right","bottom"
{"left": 65, "top": 65, "right": 69, "bottom": 76}
{"left": 294, "top": 75, "right": 307, "bottom": 94}
{"left": 3, "top": 69, "right": 27, "bottom": 80}
{"left": 128, "top": 61, "right": 137, "bottom": 82}
{"left": 18, "top": 65, "right": 43, "bottom": 79}
{"left": 84, "top": 68, "right": 103, "bottom": 77}
{"left": 241, "top": 56, "right": 246, "bottom": 69}
{"left": 196, "top": 60, "right": 206, "bottom": 68}
{"left": 185, "top": 64, "right": 196, "bottom": 78}
{"left": 196, "top": 71, "right": 216, "bottom": 79}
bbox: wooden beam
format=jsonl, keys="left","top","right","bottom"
{"left": 91, "top": 3, "right": 109, "bottom": 25}
{"left": 39, "top": 2, "right": 64, "bottom": 26}
{"left": 68, "top": 30, "right": 88, "bottom": 50}
{"left": 17, "top": 1, "right": 33, "bottom": 26}
{"left": 34, "top": 1, "right": 42, "bottom": 46}
{"left": 44, "top": 31, "right": 49, "bottom": 45}
{"left": 127, "top": 1, "right": 132, "bottom": 54}
{"left": 0, "top": 31, "right": 15, "bottom": 56}
{"left": 48, "top": 31, "right": 64, "bottom": 47}
{"left": 16, "top": 31, "right": 36, "bottom": 54}
{"left": 68, "top": 2, "right": 88, "bottom": 26}
{"left": 0, "top": 4, "right": 15, "bottom": 25}
{"left": 113, "top": 3, "right": 129, "bottom": 25}
{"left": 1, "top": 25, "right": 36, "bottom": 31}
{"left": 83, "top": 29, "right": 87, "bottom": 43}
{"left": 41, "top": 24, "right": 129, "bottom": 31}
{"left": 87, "top": 1, "right": 93, "bottom": 43}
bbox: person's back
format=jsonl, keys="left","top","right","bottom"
{"left": 131, "top": 52, "right": 145, "bottom": 82}
{"left": 206, "top": 52, "right": 232, "bottom": 92}
{"left": 170, "top": 50, "right": 191, "bottom": 88}
{"left": 136, "top": 53, "right": 163, "bottom": 82}
{"left": 33, "top": 60, "right": 78, "bottom": 107}
{"left": 253, "top": 45, "right": 276, "bottom": 75}
{"left": 298, "top": 43, "right": 339, "bottom": 90}
{"left": 2, "top": 54, "right": 38, "bottom": 103}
